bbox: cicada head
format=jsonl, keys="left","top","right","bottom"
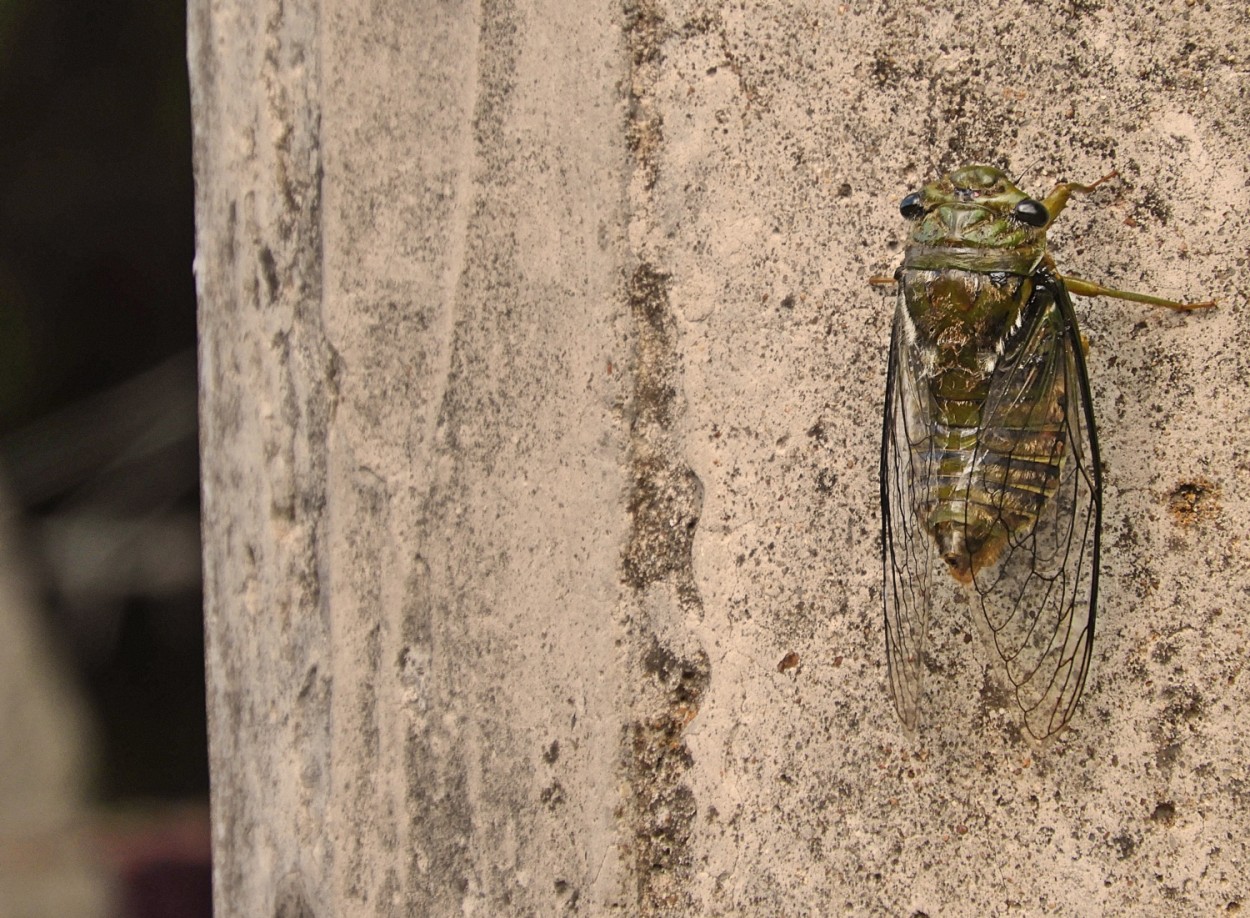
{"left": 900, "top": 165, "right": 1051, "bottom": 270}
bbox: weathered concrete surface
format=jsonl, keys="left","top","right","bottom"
{"left": 194, "top": 0, "right": 634, "bottom": 913}
{"left": 193, "top": 0, "right": 1250, "bottom": 913}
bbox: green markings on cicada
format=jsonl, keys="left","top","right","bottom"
{"left": 879, "top": 164, "right": 1211, "bottom": 743}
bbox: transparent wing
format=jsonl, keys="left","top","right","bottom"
{"left": 969, "top": 271, "right": 1102, "bottom": 742}
{"left": 881, "top": 295, "right": 938, "bottom": 733}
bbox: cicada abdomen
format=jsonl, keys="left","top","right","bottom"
{"left": 898, "top": 267, "right": 1073, "bottom": 583}
{"left": 886, "top": 260, "right": 1100, "bottom": 741}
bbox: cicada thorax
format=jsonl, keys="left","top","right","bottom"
{"left": 900, "top": 266, "right": 1068, "bottom": 583}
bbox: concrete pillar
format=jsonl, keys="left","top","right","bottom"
{"left": 192, "top": 0, "right": 1250, "bottom": 913}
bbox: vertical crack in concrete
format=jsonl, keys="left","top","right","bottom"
{"left": 620, "top": 4, "right": 710, "bottom": 909}
{"left": 622, "top": 263, "right": 711, "bottom": 916}
{"left": 622, "top": 266, "right": 704, "bottom": 613}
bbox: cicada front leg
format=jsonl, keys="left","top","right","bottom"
{"left": 1038, "top": 171, "right": 1217, "bottom": 312}
{"left": 1040, "top": 171, "right": 1119, "bottom": 225}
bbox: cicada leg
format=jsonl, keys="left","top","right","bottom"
{"left": 1043, "top": 171, "right": 1217, "bottom": 311}
{"left": 1040, "top": 171, "right": 1118, "bottom": 224}
{"left": 1059, "top": 274, "right": 1217, "bottom": 312}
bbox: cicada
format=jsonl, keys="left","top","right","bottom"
{"left": 880, "top": 164, "right": 1210, "bottom": 742}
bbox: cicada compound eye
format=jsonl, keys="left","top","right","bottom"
{"left": 1013, "top": 198, "right": 1049, "bottom": 227}
{"left": 900, "top": 192, "right": 925, "bottom": 220}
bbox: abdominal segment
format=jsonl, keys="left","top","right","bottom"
{"left": 919, "top": 422, "right": 1067, "bottom": 582}
{"left": 900, "top": 268, "right": 1071, "bottom": 584}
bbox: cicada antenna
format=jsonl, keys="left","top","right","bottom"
{"left": 1013, "top": 157, "right": 1044, "bottom": 187}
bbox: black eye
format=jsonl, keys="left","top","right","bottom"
{"left": 1013, "top": 198, "right": 1049, "bottom": 227}
{"left": 900, "top": 192, "right": 925, "bottom": 220}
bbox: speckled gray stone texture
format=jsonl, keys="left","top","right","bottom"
{"left": 648, "top": 1, "right": 1249, "bottom": 914}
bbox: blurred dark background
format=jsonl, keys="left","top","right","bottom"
{"left": 0, "top": 0, "right": 208, "bottom": 914}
